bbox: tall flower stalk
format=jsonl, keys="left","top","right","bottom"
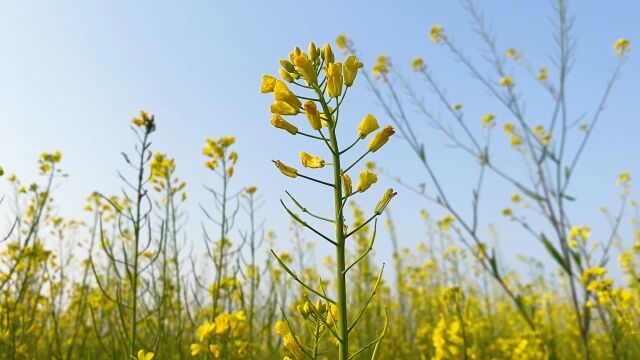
{"left": 262, "top": 42, "right": 396, "bottom": 359}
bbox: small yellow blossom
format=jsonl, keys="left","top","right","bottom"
{"left": 336, "top": 35, "right": 349, "bottom": 51}
{"left": 357, "top": 170, "right": 378, "bottom": 193}
{"left": 357, "top": 114, "right": 380, "bottom": 139}
{"left": 375, "top": 188, "right": 397, "bottom": 214}
{"left": 261, "top": 74, "right": 277, "bottom": 93}
{"left": 271, "top": 114, "right": 298, "bottom": 135}
{"left": 190, "top": 343, "right": 205, "bottom": 356}
{"left": 499, "top": 76, "right": 514, "bottom": 87}
{"left": 439, "top": 215, "right": 455, "bottom": 231}
{"left": 137, "top": 350, "right": 154, "bottom": 360}
{"left": 344, "top": 55, "right": 363, "bottom": 87}
{"left": 271, "top": 80, "right": 302, "bottom": 115}
{"left": 430, "top": 25, "right": 445, "bottom": 43}
{"left": 482, "top": 113, "right": 495, "bottom": 127}
{"left": 275, "top": 320, "right": 289, "bottom": 335}
{"left": 618, "top": 172, "right": 631, "bottom": 185}
{"left": 300, "top": 152, "right": 325, "bottom": 169}
{"left": 538, "top": 68, "right": 548, "bottom": 81}
{"left": 503, "top": 122, "right": 515, "bottom": 135}
{"left": 273, "top": 160, "right": 298, "bottom": 178}
{"left": 372, "top": 54, "right": 390, "bottom": 78}
{"left": 506, "top": 48, "right": 521, "bottom": 59}
{"left": 412, "top": 57, "right": 425, "bottom": 71}
{"left": 293, "top": 52, "right": 317, "bottom": 85}
{"left": 614, "top": 38, "right": 631, "bottom": 57}
{"left": 368, "top": 125, "right": 395, "bottom": 152}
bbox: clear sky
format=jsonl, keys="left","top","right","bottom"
{"left": 1, "top": 1, "right": 638, "bottom": 276}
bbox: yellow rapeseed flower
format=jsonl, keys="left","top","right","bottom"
{"left": 275, "top": 320, "right": 289, "bottom": 335}
{"left": 368, "top": 125, "right": 395, "bottom": 152}
{"left": 499, "top": 76, "right": 514, "bottom": 87}
{"left": 618, "top": 172, "right": 631, "bottom": 185}
{"left": 614, "top": 38, "right": 631, "bottom": 57}
{"left": 271, "top": 114, "right": 298, "bottom": 135}
{"left": 503, "top": 122, "right": 515, "bottom": 135}
{"left": 538, "top": 68, "right": 548, "bottom": 81}
{"left": 273, "top": 160, "right": 298, "bottom": 178}
{"left": 190, "top": 343, "right": 205, "bottom": 356}
{"left": 299, "top": 152, "right": 325, "bottom": 169}
{"left": 439, "top": 215, "right": 455, "bottom": 231}
{"left": 430, "top": 25, "right": 445, "bottom": 43}
{"left": 482, "top": 113, "right": 495, "bottom": 127}
{"left": 375, "top": 188, "right": 397, "bottom": 214}
{"left": 303, "top": 100, "right": 322, "bottom": 130}
{"left": 412, "top": 57, "right": 425, "bottom": 71}
{"left": 357, "top": 114, "right": 380, "bottom": 139}
{"left": 137, "top": 350, "right": 154, "bottom": 360}
{"left": 344, "top": 55, "right": 363, "bottom": 87}
{"left": 293, "top": 52, "right": 317, "bottom": 85}
{"left": 336, "top": 35, "right": 349, "bottom": 51}
{"left": 506, "top": 48, "right": 521, "bottom": 60}
{"left": 271, "top": 80, "right": 302, "bottom": 115}
{"left": 261, "top": 75, "right": 277, "bottom": 93}
{"left": 372, "top": 54, "right": 390, "bottom": 79}
{"left": 357, "top": 170, "right": 378, "bottom": 193}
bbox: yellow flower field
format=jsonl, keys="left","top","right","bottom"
{"left": 0, "top": 0, "right": 637, "bottom": 359}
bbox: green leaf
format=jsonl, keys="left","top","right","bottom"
{"left": 540, "top": 233, "right": 570, "bottom": 273}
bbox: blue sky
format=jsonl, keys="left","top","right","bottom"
{"left": 0, "top": 1, "right": 638, "bottom": 276}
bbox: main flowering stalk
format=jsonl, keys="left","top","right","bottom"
{"left": 263, "top": 42, "right": 395, "bottom": 360}
{"left": 314, "top": 84, "right": 350, "bottom": 358}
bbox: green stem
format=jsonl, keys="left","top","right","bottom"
{"left": 314, "top": 84, "right": 350, "bottom": 360}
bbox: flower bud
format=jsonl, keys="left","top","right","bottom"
{"left": 279, "top": 69, "right": 294, "bottom": 83}
{"left": 279, "top": 59, "right": 296, "bottom": 73}
{"left": 315, "top": 300, "right": 327, "bottom": 314}
{"left": 309, "top": 42, "right": 319, "bottom": 61}
{"left": 321, "top": 43, "right": 334, "bottom": 64}
{"left": 341, "top": 173, "right": 352, "bottom": 196}
{"left": 326, "top": 62, "right": 343, "bottom": 98}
